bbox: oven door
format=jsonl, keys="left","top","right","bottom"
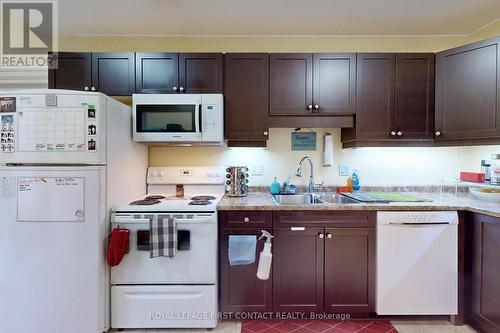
{"left": 110, "top": 213, "right": 216, "bottom": 284}
{"left": 132, "top": 94, "right": 201, "bottom": 142}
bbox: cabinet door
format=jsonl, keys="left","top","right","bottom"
{"left": 48, "top": 52, "right": 91, "bottom": 90}
{"left": 324, "top": 228, "right": 375, "bottom": 314}
{"left": 91, "top": 52, "right": 135, "bottom": 96}
{"left": 313, "top": 53, "right": 356, "bottom": 115}
{"left": 224, "top": 54, "right": 269, "bottom": 145}
{"left": 178, "top": 53, "right": 223, "bottom": 93}
{"left": 469, "top": 214, "right": 500, "bottom": 333}
{"left": 219, "top": 228, "right": 273, "bottom": 313}
{"left": 135, "top": 52, "right": 178, "bottom": 94}
{"left": 273, "top": 227, "right": 324, "bottom": 313}
{"left": 395, "top": 54, "right": 435, "bottom": 140}
{"left": 435, "top": 37, "right": 500, "bottom": 141}
{"left": 269, "top": 54, "right": 313, "bottom": 115}
{"left": 356, "top": 53, "right": 395, "bottom": 140}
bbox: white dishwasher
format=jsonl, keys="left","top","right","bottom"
{"left": 376, "top": 211, "right": 458, "bottom": 315}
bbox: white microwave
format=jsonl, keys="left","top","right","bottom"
{"left": 132, "top": 94, "right": 224, "bottom": 144}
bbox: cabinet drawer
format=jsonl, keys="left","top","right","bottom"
{"left": 274, "top": 210, "right": 375, "bottom": 227}
{"left": 219, "top": 211, "right": 272, "bottom": 228}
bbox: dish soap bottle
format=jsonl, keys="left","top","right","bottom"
{"left": 352, "top": 170, "right": 360, "bottom": 192}
{"left": 270, "top": 177, "right": 281, "bottom": 194}
{"left": 257, "top": 230, "right": 274, "bottom": 280}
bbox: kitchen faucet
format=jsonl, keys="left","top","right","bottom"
{"left": 296, "top": 156, "right": 315, "bottom": 193}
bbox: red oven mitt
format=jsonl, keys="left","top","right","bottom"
{"left": 107, "top": 227, "right": 130, "bottom": 267}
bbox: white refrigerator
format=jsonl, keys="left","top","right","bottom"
{"left": 0, "top": 90, "right": 148, "bottom": 333}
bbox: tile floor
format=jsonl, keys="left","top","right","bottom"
{"left": 108, "top": 320, "right": 478, "bottom": 333}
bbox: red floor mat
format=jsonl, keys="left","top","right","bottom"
{"left": 242, "top": 320, "right": 398, "bottom": 333}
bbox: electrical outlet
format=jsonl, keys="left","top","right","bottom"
{"left": 250, "top": 164, "right": 264, "bottom": 176}
{"left": 339, "top": 164, "right": 350, "bottom": 176}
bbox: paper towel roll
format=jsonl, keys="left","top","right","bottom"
{"left": 323, "top": 134, "right": 333, "bottom": 167}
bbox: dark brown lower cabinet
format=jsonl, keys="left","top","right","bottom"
{"left": 219, "top": 228, "right": 273, "bottom": 313}
{"left": 273, "top": 228, "right": 324, "bottom": 313}
{"left": 467, "top": 213, "right": 500, "bottom": 333}
{"left": 324, "top": 228, "right": 375, "bottom": 314}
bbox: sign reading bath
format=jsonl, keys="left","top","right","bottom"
{"left": 291, "top": 132, "right": 317, "bottom": 151}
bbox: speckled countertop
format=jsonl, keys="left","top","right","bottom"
{"left": 217, "top": 192, "right": 500, "bottom": 218}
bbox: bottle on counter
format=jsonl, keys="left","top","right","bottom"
{"left": 256, "top": 230, "right": 274, "bottom": 281}
{"left": 352, "top": 170, "right": 360, "bottom": 192}
{"left": 270, "top": 177, "right": 281, "bottom": 194}
{"left": 490, "top": 154, "right": 500, "bottom": 185}
{"left": 481, "top": 160, "right": 491, "bottom": 182}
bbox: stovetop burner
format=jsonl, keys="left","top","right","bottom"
{"left": 145, "top": 195, "right": 166, "bottom": 200}
{"left": 130, "top": 199, "right": 161, "bottom": 206}
{"left": 188, "top": 199, "right": 211, "bottom": 206}
{"left": 191, "top": 195, "right": 216, "bottom": 201}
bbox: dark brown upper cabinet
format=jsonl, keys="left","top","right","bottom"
{"left": 135, "top": 52, "right": 179, "bottom": 94}
{"left": 324, "top": 228, "right": 375, "bottom": 314}
{"left": 224, "top": 53, "right": 269, "bottom": 147}
{"left": 435, "top": 37, "right": 500, "bottom": 144}
{"left": 313, "top": 53, "right": 356, "bottom": 115}
{"left": 394, "top": 53, "right": 435, "bottom": 140}
{"left": 273, "top": 227, "right": 324, "bottom": 313}
{"left": 91, "top": 52, "right": 135, "bottom": 96}
{"left": 219, "top": 227, "right": 273, "bottom": 313}
{"left": 467, "top": 213, "right": 500, "bottom": 333}
{"left": 179, "top": 53, "right": 223, "bottom": 93}
{"left": 48, "top": 52, "right": 91, "bottom": 91}
{"left": 269, "top": 53, "right": 313, "bottom": 116}
{"left": 342, "top": 53, "right": 435, "bottom": 147}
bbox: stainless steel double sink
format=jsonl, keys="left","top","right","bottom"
{"left": 272, "top": 193, "right": 363, "bottom": 205}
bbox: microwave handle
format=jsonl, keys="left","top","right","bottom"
{"left": 198, "top": 104, "right": 202, "bottom": 134}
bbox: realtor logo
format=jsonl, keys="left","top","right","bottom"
{"left": 2, "top": 0, "right": 55, "bottom": 54}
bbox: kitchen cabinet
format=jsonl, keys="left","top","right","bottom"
{"left": 342, "top": 53, "right": 434, "bottom": 147}
{"left": 324, "top": 228, "right": 375, "bottom": 313}
{"left": 48, "top": 52, "right": 91, "bottom": 91}
{"left": 435, "top": 37, "right": 500, "bottom": 144}
{"left": 269, "top": 53, "right": 355, "bottom": 128}
{"left": 179, "top": 53, "right": 223, "bottom": 93}
{"left": 272, "top": 211, "right": 376, "bottom": 314}
{"left": 269, "top": 53, "right": 313, "bottom": 116}
{"left": 135, "top": 52, "right": 179, "bottom": 93}
{"left": 91, "top": 52, "right": 135, "bottom": 96}
{"left": 273, "top": 227, "right": 324, "bottom": 313}
{"left": 224, "top": 54, "right": 269, "bottom": 147}
{"left": 219, "top": 227, "right": 273, "bottom": 313}
{"left": 466, "top": 213, "right": 500, "bottom": 333}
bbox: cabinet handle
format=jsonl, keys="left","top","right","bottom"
{"left": 397, "top": 131, "right": 402, "bottom": 136}
{"left": 90, "top": 87, "right": 96, "bottom": 92}
{"left": 390, "top": 131, "right": 396, "bottom": 136}
{"left": 243, "top": 217, "right": 250, "bottom": 222}
{"left": 318, "top": 233, "right": 324, "bottom": 239}
{"left": 291, "top": 227, "right": 305, "bottom": 231}
{"left": 314, "top": 104, "right": 319, "bottom": 110}
{"left": 326, "top": 233, "right": 332, "bottom": 239}
{"left": 84, "top": 86, "right": 89, "bottom": 91}
{"left": 263, "top": 131, "right": 268, "bottom": 136}
{"left": 179, "top": 87, "right": 185, "bottom": 92}
{"left": 435, "top": 131, "right": 441, "bottom": 136}
{"left": 173, "top": 86, "right": 178, "bottom": 92}
{"left": 307, "top": 105, "right": 313, "bottom": 111}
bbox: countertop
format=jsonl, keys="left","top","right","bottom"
{"left": 217, "top": 192, "right": 500, "bottom": 219}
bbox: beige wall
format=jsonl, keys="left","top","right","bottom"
{"left": 60, "top": 22, "right": 500, "bottom": 186}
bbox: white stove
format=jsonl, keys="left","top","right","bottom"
{"left": 110, "top": 167, "right": 225, "bottom": 330}
{"left": 113, "top": 166, "right": 225, "bottom": 213}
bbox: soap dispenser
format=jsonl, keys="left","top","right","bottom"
{"left": 256, "top": 230, "right": 274, "bottom": 280}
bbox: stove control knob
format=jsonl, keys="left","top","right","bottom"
{"left": 159, "top": 171, "right": 165, "bottom": 177}
{"left": 151, "top": 171, "right": 158, "bottom": 177}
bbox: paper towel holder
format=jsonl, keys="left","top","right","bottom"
{"left": 323, "top": 133, "right": 333, "bottom": 167}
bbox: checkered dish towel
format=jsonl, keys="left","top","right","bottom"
{"left": 149, "top": 215, "right": 177, "bottom": 258}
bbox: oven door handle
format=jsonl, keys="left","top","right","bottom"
{"left": 113, "top": 217, "right": 150, "bottom": 224}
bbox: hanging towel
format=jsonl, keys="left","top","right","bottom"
{"left": 149, "top": 215, "right": 177, "bottom": 258}
{"left": 228, "top": 235, "right": 257, "bottom": 266}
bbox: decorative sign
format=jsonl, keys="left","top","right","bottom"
{"left": 291, "top": 132, "right": 317, "bottom": 151}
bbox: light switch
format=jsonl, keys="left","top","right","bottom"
{"left": 339, "top": 164, "right": 350, "bottom": 176}
{"left": 250, "top": 164, "right": 264, "bottom": 176}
